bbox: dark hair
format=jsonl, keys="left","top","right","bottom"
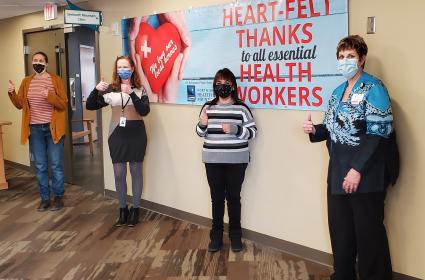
{"left": 209, "top": 68, "right": 240, "bottom": 105}
{"left": 111, "top": 55, "right": 141, "bottom": 91}
{"left": 32, "top": 51, "right": 48, "bottom": 63}
{"left": 336, "top": 35, "right": 368, "bottom": 68}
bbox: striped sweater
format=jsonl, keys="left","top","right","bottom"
{"left": 196, "top": 101, "right": 257, "bottom": 163}
{"left": 27, "top": 75, "right": 54, "bottom": 124}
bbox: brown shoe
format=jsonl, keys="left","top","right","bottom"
{"left": 37, "top": 200, "right": 50, "bottom": 212}
{"left": 50, "top": 196, "right": 64, "bottom": 211}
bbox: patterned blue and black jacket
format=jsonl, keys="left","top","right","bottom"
{"left": 310, "top": 71, "right": 393, "bottom": 194}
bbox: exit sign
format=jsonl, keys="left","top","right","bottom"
{"left": 44, "top": 3, "right": 57, "bottom": 21}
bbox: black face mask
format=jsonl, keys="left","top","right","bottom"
{"left": 214, "top": 84, "right": 233, "bottom": 98}
{"left": 33, "top": 63, "right": 46, "bottom": 74}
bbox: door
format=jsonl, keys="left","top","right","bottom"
{"left": 80, "top": 45, "right": 98, "bottom": 142}
{"left": 24, "top": 29, "right": 73, "bottom": 183}
{"left": 66, "top": 27, "right": 104, "bottom": 192}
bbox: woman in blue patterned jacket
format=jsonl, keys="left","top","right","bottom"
{"left": 303, "top": 35, "right": 393, "bottom": 280}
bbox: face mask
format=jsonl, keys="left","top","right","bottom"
{"left": 214, "top": 84, "right": 233, "bottom": 98}
{"left": 33, "top": 63, "right": 46, "bottom": 74}
{"left": 117, "top": 69, "right": 132, "bottom": 80}
{"left": 337, "top": 58, "right": 359, "bottom": 80}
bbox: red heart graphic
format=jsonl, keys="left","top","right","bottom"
{"left": 135, "top": 22, "right": 182, "bottom": 93}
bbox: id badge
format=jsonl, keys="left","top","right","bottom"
{"left": 351, "top": 93, "right": 364, "bottom": 105}
{"left": 119, "top": 117, "right": 127, "bottom": 127}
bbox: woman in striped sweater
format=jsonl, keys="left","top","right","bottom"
{"left": 196, "top": 68, "right": 257, "bottom": 252}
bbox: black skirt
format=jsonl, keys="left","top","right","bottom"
{"left": 108, "top": 120, "right": 147, "bottom": 163}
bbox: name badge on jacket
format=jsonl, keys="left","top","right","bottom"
{"left": 351, "top": 93, "right": 365, "bottom": 105}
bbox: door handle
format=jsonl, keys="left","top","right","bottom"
{"left": 55, "top": 45, "right": 64, "bottom": 77}
{"left": 69, "top": 78, "right": 76, "bottom": 111}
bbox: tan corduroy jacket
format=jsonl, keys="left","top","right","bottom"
{"left": 8, "top": 73, "right": 68, "bottom": 144}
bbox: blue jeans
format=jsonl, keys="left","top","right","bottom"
{"left": 29, "top": 124, "right": 65, "bottom": 200}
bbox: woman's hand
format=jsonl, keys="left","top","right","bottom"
{"left": 160, "top": 11, "right": 192, "bottom": 81}
{"left": 129, "top": 17, "right": 156, "bottom": 102}
{"left": 161, "top": 53, "right": 183, "bottom": 103}
{"left": 96, "top": 77, "right": 109, "bottom": 92}
{"left": 121, "top": 84, "right": 132, "bottom": 94}
{"left": 42, "top": 88, "right": 49, "bottom": 98}
{"left": 303, "top": 113, "right": 316, "bottom": 134}
{"left": 199, "top": 105, "right": 208, "bottom": 126}
{"left": 343, "top": 168, "right": 361, "bottom": 193}
{"left": 8, "top": 80, "right": 15, "bottom": 93}
{"left": 222, "top": 123, "right": 231, "bottom": 134}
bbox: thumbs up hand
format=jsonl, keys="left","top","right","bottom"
{"left": 96, "top": 77, "right": 109, "bottom": 92}
{"left": 199, "top": 105, "right": 209, "bottom": 126}
{"left": 8, "top": 80, "right": 15, "bottom": 93}
{"left": 303, "top": 113, "right": 316, "bottom": 135}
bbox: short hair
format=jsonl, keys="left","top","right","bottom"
{"left": 32, "top": 51, "right": 48, "bottom": 63}
{"left": 336, "top": 35, "right": 368, "bottom": 59}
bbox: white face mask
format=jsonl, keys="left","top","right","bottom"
{"left": 337, "top": 58, "right": 359, "bottom": 80}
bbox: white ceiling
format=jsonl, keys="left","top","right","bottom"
{"left": 0, "top": 0, "right": 88, "bottom": 20}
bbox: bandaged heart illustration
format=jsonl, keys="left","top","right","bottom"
{"left": 135, "top": 22, "right": 182, "bottom": 93}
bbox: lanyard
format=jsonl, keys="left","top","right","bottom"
{"left": 120, "top": 92, "right": 130, "bottom": 115}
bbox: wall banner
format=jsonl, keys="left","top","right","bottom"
{"left": 122, "top": 0, "right": 348, "bottom": 110}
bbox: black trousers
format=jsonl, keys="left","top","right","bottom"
{"left": 328, "top": 190, "right": 392, "bottom": 280}
{"left": 205, "top": 163, "right": 248, "bottom": 232}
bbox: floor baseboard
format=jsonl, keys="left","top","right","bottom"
{"left": 4, "top": 160, "right": 32, "bottom": 172}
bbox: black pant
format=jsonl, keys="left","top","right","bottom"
{"left": 328, "top": 190, "right": 392, "bottom": 280}
{"left": 205, "top": 163, "right": 248, "bottom": 232}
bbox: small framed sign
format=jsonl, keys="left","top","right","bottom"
{"left": 64, "top": 9, "right": 103, "bottom": 26}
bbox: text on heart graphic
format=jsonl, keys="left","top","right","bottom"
{"left": 135, "top": 22, "right": 182, "bottom": 93}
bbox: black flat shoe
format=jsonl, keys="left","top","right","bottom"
{"left": 208, "top": 229, "right": 223, "bottom": 252}
{"left": 229, "top": 229, "right": 243, "bottom": 252}
{"left": 230, "top": 236, "right": 243, "bottom": 252}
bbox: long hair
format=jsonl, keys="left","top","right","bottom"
{"left": 111, "top": 56, "right": 142, "bottom": 91}
{"left": 209, "top": 68, "right": 240, "bottom": 105}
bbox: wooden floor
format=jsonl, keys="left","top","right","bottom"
{"left": 0, "top": 165, "right": 332, "bottom": 280}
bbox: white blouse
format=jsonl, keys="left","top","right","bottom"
{"left": 103, "top": 88, "right": 144, "bottom": 107}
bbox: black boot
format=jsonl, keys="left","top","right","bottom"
{"left": 37, "top": 199, "right": 50, "bottom": 212}
{"left": 127, "top": 206, "right": 140, "bottom": 227}
{"left": 50, "top": 196, "right": 64, "bottom": 211}
{"left": 208, "top": 229, "right": 223, "bottom": 252}
{"left": 229, "top": 229, "right": 243, "bottom": 252}
{"left": 115, "top": 206, "right": 129, "bottom": 227}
